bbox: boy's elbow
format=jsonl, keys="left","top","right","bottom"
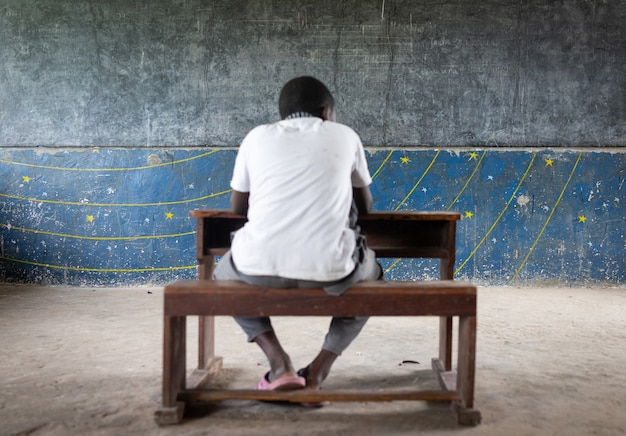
{"left": 230, "top": 191, "right": 249, "bottom": 215}
{"left": 353, "top": 187, "right": 373, "bottom": 215}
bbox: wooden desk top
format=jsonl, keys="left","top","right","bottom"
{"left": 190, "top": 209, "right": 461, "bottom": 222}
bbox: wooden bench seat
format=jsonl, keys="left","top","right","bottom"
{"left": 156, "top": 279, "right": 481, "bottom": 426}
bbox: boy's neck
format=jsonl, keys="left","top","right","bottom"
{"left": 284, "top": 112, "right": 316, "bottom": 120}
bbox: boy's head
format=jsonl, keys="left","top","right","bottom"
{"left": 279, "top": 76, "right": 335, "bottom": 121}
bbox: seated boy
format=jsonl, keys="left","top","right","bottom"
{"left": 214, "top": 76, "right": 382, "bottom": 397}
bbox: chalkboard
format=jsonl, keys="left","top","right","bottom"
{"left": 0, "top": 0, "right": 624, "bottom": 147}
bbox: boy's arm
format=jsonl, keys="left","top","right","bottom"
{"left": 230, "top": 190, "right": 250, "bottom": 215}
{"left": 353, "top": 186, "right": 373, "bottom": 215}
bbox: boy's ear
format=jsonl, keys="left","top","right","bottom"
{"left": 322, "top": 105, "right": 336, "bottom": 122}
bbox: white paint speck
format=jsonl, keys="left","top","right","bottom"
{"left": 517, "top": 194, "right": 530, "bottom": 207}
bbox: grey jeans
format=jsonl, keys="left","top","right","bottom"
{"left": 213, "top": 247, "right": 382, "bottom": 355}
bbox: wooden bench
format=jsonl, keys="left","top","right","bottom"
{"left": 155, "top": 211, "right": 481, "bottom": 426}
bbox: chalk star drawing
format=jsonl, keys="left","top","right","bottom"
{"left": 165, "top": 212, "right": 174, "bottom": 219}
{"left": 469, "top": 152, "right": 478, "bottom": 160}
{"left": 465, "top": 211, "right": 474, "bottom": 219}
{"left": 400, "top": 156, "right": 410, "bottom": 164}
{"left": 545, "top": 159, "right": 554, "bottom": 167}
{"left": 22, "top": 176, "right": 30, "bottom": 183}
{"left": 578, "top": 215, "right": 587, "bottom": 223}
{"left": 487, "top": 175, "right": 494, "bottom": 181}
{"left": 86, "top": 215, "right": 95, "bottom": 223}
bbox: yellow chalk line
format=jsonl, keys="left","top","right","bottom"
{"left": 0, "top": 149, "right": 218, "bottom": 171}
{"left": 509, "top": 152, "right": 582, "bottom": 283}
{"left": 0, "top": 255, "right": 197, "bottom": 273}
{"left": 394, "top": 150, "right": 440, "bottom": 211}
{"left": 0, "top": 188, "right": 232, "bottom": 207}
{"left": 455, "top": 152, "right": 537, "bottom": 276}
{"left": 447, "top": 151, "right": 486, "bottom": 211}
{"left": 0, "top": 223, "right": 195, "bottom": 241}
{"left": 371, "top": 150, "right": 394, "bottom": 180}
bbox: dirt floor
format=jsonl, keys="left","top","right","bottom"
{"left": 1, "top": 284, "right": 625, "bottom": 436}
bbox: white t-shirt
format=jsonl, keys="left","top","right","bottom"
{"left": 230, "top": 116, "right": 372, "bottom": 281}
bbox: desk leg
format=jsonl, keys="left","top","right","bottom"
{"left": 454, "top": 315, "right": 481, "bottom": 426}
{"left": 155, "top": 315, "right": 186, "bottom": 425}
{"left": 439, "top": 248, "right": 454, "bottom": 372}
{"left": 193, "top": 255, "right": 223, "bottom": 386}
{"left": 198, "top": 315, "right": 214, "bottom": 368}
{"left": 197, "top": 256, "right": 213, "bottom": 369}
{"left": 192, "top": 316, "right": 223, "bottom": 387}
{"left": 439, "top": 316, "right": 453, "bottom": 371}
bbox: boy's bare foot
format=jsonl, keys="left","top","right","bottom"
{"left": 298, "top": 349, "right": 338, "bottom": 389}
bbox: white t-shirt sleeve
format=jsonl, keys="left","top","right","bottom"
{"left": 351, "top": 136, "right": 372, "bottom": 188}
{"left": 231, "top": 136, "right": 251, "bottom": 193}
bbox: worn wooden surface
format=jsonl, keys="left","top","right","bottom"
{"left": 164, "top": 279, "right": 476, "bottom": 317}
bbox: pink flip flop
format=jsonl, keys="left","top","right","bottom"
{"left": 256, "top": 372, "right": 306, "bottom": 391}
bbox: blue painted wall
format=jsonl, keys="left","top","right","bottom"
{"left": 1, "top": 147, "right": 624, "bottom": 286}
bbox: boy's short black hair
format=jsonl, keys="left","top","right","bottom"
{"left": 279, "top": 76, "right": 335, "bottom": 119}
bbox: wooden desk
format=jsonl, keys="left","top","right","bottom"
{"left": 190, "top": 210, "right": 461, "bottom": 373}
{"left": 191, "top": 210, "right": 460, "bottom": 280}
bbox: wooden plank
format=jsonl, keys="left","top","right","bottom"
{"left": 163, "top": 280, "right": 477, "bottom": 317}
{"left": 432, "top": 358, "right": 457, "bottom": 391}
{"left": 165, "top": 279, "right": 476, "bottom": 295}
{"left": 190, "top": 210, "right": 462, "bottom": 222}
{"left": 178, "top": 388, "right": 462, "bottom": 403}
{"left": 187, "top": 357, "right": 223, "bottom": 389}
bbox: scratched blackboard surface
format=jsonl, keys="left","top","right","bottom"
{"left": 0, "top": 0, "right": 624, "bottom": 147}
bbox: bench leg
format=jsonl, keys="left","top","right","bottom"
{"left": 455, "top": 315, "right": 481, "bottom": 426}
{"left": 155, "top": 315, "right": 186, "bottom": 425}
{"left": 439, "top": 316, "right": 453, "bottom": 371}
